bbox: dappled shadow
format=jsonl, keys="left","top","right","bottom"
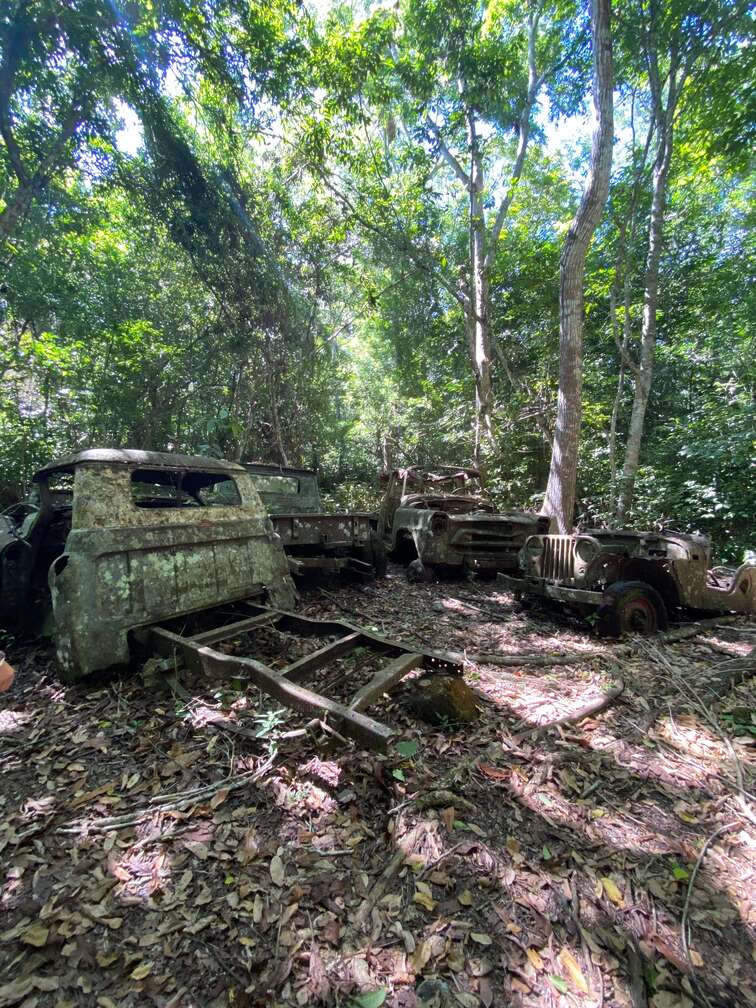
{"left": 0, "top": 574, "right": 753, "bottom": 1007}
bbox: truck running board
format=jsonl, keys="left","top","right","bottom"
{"left": 148, "top": 604, "right": 461, "bottom": 751}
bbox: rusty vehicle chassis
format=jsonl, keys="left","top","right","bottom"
{"left": 271, "top": 513, "right": 375, "bottom": 576}
{"left": 146, "top": 601, "right": 461, "bottom": 751}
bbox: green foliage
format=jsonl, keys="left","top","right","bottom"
{"left": 0, "top": 0, "right": 752, "bottom": 568}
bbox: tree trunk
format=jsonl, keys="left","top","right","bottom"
{"left": 542, "top": 0, "right": 614, "bottom": 532}
{"left": 263, "top": 332, "right": 289, "bottom": 466}
{"left": 0, "top": 183, "right": 35, "bottom": 241}
{"left": 616, "top": 66, "right": 678, "bottom": 522}
{"left": 467, "top": 109, "right": 495, "bottom": 470}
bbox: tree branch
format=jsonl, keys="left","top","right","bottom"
{"left": 427, "top": 118, "right": 470, "bottom": 187}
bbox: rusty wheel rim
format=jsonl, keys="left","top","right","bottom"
{"left": 620, "top": 596, "right": 658, "bottom": 634}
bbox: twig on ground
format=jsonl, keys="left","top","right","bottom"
{"left": 57, "top": 757, "right": 275, "bottom": 835}
{"left": 416, "top": 841, "right": 468, "bottom": 880}
{"left": 317, "top": 588, "right": 380, "bottom": 627}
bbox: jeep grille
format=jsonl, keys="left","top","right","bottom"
{"left": 541, "top": 535, "right": 577, "bottom": 582}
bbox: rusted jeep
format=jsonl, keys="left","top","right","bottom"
{"left": 378, "top": 466, "right": 548, "bottom": 581}
{"left": 0, "top": 449, "right": 456, "bottom": 749}
{"left": 245, "top": 462, "right": 386, "bottom": 578}
{"left": 498, "top": 528, "right": 756, "bottom": 635}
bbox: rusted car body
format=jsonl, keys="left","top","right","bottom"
{"left": 245, "top": 462, "right": 385, "bottom": 577}
{"left": 378, "top": 465, "right": 548, "bottom": 580}
{"left": 0, "top": 450, "right": 297, "bottom": 676}
{"left": 498, "top": 528, "right": 756, "bottom": 635}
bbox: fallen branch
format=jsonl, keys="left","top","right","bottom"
{"left": 420, "top": 615, "right": 743, "bottom": 668}
{"left": 513, "top": 678, "right": 625, "bottom": 741}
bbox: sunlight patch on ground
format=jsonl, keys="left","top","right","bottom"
{"left": 0, "top": 709, "right": 34, "bottom": 735}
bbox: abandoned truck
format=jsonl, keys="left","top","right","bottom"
{"left": 0, "top": 449, "right": 297, "bottom": 674}
{"left": 378, "top": 465, "right": 549, "bottom": 581}
{"left": 498, "top": 528, "right": 756, "bottom": 635}
{"left": 244, "top": 462, "right": 386, "bottom": 578}
{"left": 0, "top": 449, "right": 454, "bottom": 748}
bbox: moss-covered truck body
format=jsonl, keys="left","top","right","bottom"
{"left": 245, "top": 462, "right": 385, "bottom": 577}
{"left": 2, "top": 449, "right": 296, "bottom": 678}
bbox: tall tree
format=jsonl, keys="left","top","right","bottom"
{"left": 614, "top": 0, "right": 752, "bottom": 520}
{"left": 305, "top": 0, "right": 582, "bottom": 468}
{"left": 542, "top": 0, "right": 613, "bottom": 530}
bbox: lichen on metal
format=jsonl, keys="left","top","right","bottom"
{"left": 2, "top": 449, "right": 297, "bottom": 678}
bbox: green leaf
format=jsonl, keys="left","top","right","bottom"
{"left": 391, "top": 769, "right": 406, "bottom": 782}
{"left": 395, "top": 739, "right": 419, "bottom": 758}
{"left": 542, "top": 845, "right": 552, "bottom": 860}
{"left": 351, "top": 990, "right": 387, "bottom": 1008}
{"left": 549, "top": 975, "right": 569, "bottom": 994}
{"left": 671, "top": 864, "right": 689, "bottom": 880}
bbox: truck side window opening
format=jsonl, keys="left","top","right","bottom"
{"left": 249, "top": 475, "right": 300, "bottom": 495}
{"left": 130, "top": 470, "right": 241, "bottom": 508}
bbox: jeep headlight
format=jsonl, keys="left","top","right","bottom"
{"left": 525, "top": 536, "right": 544, "bottom": 554}
{"left": 575, "top": 538, "right": 599, "bottom": 563}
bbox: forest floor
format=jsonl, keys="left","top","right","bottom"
{"left": 1, "top": 566, "right": 754, "bottom": 1008}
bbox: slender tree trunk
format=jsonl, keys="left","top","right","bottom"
{"left": 542, "top": 0, "right": 614, "bottom": 531}
{"left": 607, "top": 97, "right": 654, "bottom": 518}
{"left": 616, "top": 67, "right": 678, "bottom": 522}
{"left": 263, "top": 333, "right": 289, "bottom": 466}
{"left": 607, "top": 284, "right": 626, "bottom": 509}
{"left": 466, "top": 109, "right": 495, "bottom": 469}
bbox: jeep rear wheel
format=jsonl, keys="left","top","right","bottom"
{"left": 596, "top": 580, "right": 668, "bottom": 637}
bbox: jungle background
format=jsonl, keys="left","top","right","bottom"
{"left": 0, "top": 0, "right": 753, "bottom": 558}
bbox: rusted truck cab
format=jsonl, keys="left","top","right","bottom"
{"left": 378, "top": 466, "right": 548, "bottom": 581}
{"left": 0, "top": 450, "right": 296, "bottom": 677}
{"left": 245, "top": 463, "right": 386, "bottom": 578}
{"left": 499, "top": 528, "right": 756, "bottom": 635}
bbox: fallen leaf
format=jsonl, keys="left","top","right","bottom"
{"left": 558, "top": 948, "right": 590, "bottom": 994}
{"left": 183, "top": 841, "right": 210, "bottom": 861}
{"left": 600, "top": 876, "right": 624, "bottom": 906}
{"left": 441, "top": 806, "right": 456, "bottom": 831}
{"left": 457, "top": 889, "right": 474, "bottom": 907}
{"left": 477, "top": 762, "right": 508, "bottom": 780}
{"left": 526, "top": 947, "right": 545, "bottom": 970}
{"left": 210, "top": 788, "right": 229, "bottom": 809}
{"left": 413, "top": 889, "right": 436, "bottom": 912}
{"left": 395, "top": 739, "right": 419, "bottom": 758}
{"left": 352, "top": 991, "right": 387, "bottom": 1008}
{"left": 549, "top": 974, "right": 569, "bottom": 994}
{"left": 470, "top": 933, "right": 492, "bottom": 946}
{"left": 270, "top": 854, "right": 285, "bottom": 886}
{"left": 20, "top": 924, "right": 50, "bottom": 948}
{"left": 131, "top": 962, "right": 152, "bottom": 980}
{"left": 351, "top": 990, "right": 387, "bottom": 1008}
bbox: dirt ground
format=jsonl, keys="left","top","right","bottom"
{"left": 1, "top": 567, "right": 754, "bottom": 1008}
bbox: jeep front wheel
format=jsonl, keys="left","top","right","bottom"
{"left": 407, "top": 559, "right": 433, "bottom": 583}
{"left": 596, "top": 580, "right": 668, "bottom": 637}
